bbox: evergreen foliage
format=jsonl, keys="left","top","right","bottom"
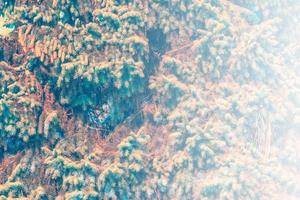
{"left": 0, "top": 0, "right": 299, "bottom": 199}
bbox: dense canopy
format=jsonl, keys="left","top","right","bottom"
{"left": 0, "top": 0, "right": 300, "bottom": 199}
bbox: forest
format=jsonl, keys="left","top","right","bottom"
{"left": 0, "top": 0, "right": 300, "bottom": 199}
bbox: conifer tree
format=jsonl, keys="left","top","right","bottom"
{"left": 0, "top": 0, "right": 300, "bottom": 199}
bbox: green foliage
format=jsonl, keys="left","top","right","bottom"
{"left": 29, "top": 186, "right": 48, "bottom": 200}
{"left": 98, "top": 134, "right": 149, "bottom": 199}
{"left": 1, "top": 0, "right": 300, "bottom": 199}
{"left": 43, "top": 144, "right": 98, "bottom": 199}
{"left": 0, "top": 67, "right": 42, "bottom": 149}
{"left": 145, "top": 1, "right": 300, "bottom": 199}
{"left": 0, "top": 181, "right": 26, "bottom": 198}
{"left": 9, "top": 0, "right": 151, "bottom": 130}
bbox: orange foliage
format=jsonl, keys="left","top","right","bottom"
{"left": 0, "top": 152, "right": 23, "bottom": 184}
